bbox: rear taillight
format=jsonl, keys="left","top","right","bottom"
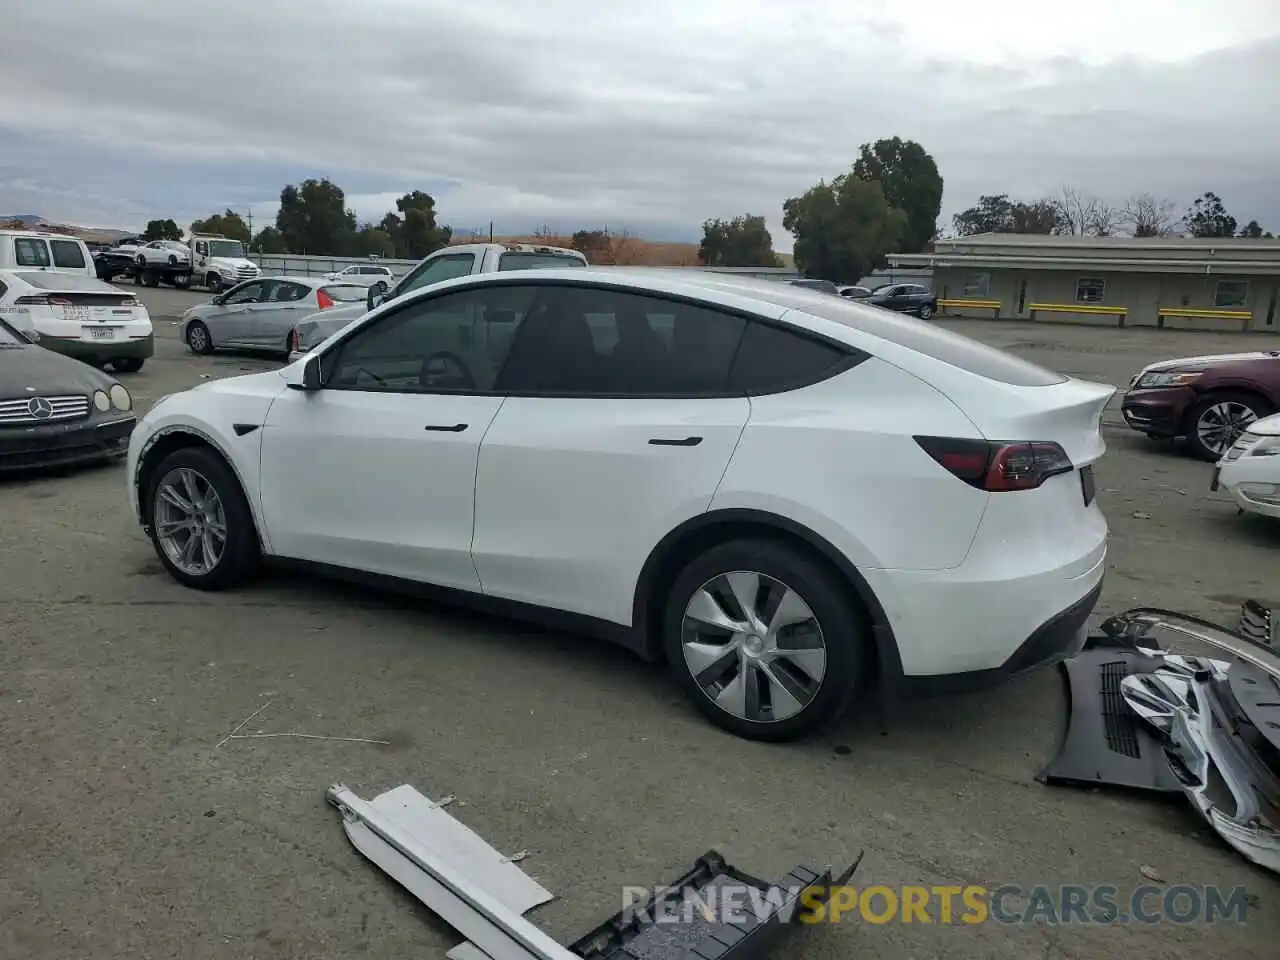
{"left": 15, "top": 295, "right": 71, "bottom": 305}
{"left": 316, "top": 289, "right": 335, "bottom": 310}
{"left": 118, "top": 297, "right": 140, "bottom": 307}
{"left": 914, "top": 436, "right": 1074, "bottom": 492}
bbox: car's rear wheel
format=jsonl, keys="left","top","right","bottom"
{"left": 918, "top": 303, "right": 935, "bottom": 320}
{"left": 186, "top": 320, "right": 213, "bottom": 354}
{"left": 146, "top": 447, "right": 259, "bottom": 590}
{"left": 662, "top": 538, "right": 866, "bottom": 741}
{"left": 1184, "top": 391, "right": 1270, "bottom": 461}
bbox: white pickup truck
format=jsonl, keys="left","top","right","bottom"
{"left": 286, "top": 242, "right": 587, "bottom": 360}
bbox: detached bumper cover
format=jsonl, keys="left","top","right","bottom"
{"left": 1042, "top": 604, "right": 1280, "bottom": 876}
{"left": 0, "top": 415, "right": 135, "bottom": 471}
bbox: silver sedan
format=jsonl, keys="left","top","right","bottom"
{"left": 179, "top": 276, "right": 368, "bottom": 357}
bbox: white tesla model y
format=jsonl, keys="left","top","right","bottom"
{"left": 128, "top": 268, "right": 1114, "bottom": 741}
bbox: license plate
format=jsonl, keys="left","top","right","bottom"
{"left": 1080, "top": 465, "right": 1096, "bottom": 506}
{"left": 61, "top": 305, "right": 90, "bottom": 322}
{"left": 1210, "top": 467, "right": 1220, "bottom": 492}
{"left": 87, "top": 326, "right": 116, "bottom": 340}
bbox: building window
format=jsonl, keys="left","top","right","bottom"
{"left": 1075, "top": 277, "right": 1106, "bottom": 303}
{"left": 1214, "top": 279, "right": 1249, "bottom": 309}
{"left": 962, "top": 272, "right": 990, "bottom": 297}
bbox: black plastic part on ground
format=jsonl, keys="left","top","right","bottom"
{"left": 1037, "top": 635, "right": 1184, "bottom": 794}
{"left": 568, "top": 850, "right": 861, "bottom": 960}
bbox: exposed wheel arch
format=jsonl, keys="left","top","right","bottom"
{"left": 632, "top": 508, "right": 898, "bottom": 682}
{"left": 134, "top": 429, "right": 262, "bottom": 549}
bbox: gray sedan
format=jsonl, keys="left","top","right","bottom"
{"left": 179, "top": 276, "right": 367, "bottom": 357}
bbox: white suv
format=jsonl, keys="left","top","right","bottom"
{"left": 127, "top": 268, "right": 1113, "bottom": 741}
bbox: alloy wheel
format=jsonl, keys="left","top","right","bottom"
{"left": 1196, "top": 401, "right": 1257, "bottom": 457}
{"left": 188, "top": 324, "right": 210, "bottom": 353}
{"left": 154, "top": 467, "right": 228, "bottom": 576}
{"left": 681, "top": 570, "right": 828, "bottom": 723}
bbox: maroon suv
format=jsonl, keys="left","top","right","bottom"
{"left": 1121, "top": 350, "right": 1280, "bottom": 461}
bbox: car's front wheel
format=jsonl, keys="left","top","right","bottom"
{"left": 1184, "top": 391, "right": 1271, "bottom": 461}
{"left": 662, "top": 538, "right": 866, "bottom": 741}
{"left": 146, "top": 446, "right": 259, "bottom": 590}
{"left": 186, "top": 320, "right": 213, "bottom": 354}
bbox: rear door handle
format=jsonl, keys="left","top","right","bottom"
{"left": 648, "top": 436, "right": 702, "bottom": 447}
{"left": 424, "top": 423, "right": 468, "bottom": 432}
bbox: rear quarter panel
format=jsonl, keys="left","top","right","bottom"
{"left": 711, "top": 357, "right": 990, "bottom": 572}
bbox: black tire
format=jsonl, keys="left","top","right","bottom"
{"left": 144, "top": 271, "right": 160, "bottom": 288}
{"left": 112, "top": 357, "right": 144, "bottom": 373}
{"left": 1183, "top": 390, "right": 1272, "bottom": 462}
{"left": 207, "top": 273, "right": 223, "bottom": 293}
{"left": 661, "top": 538, "right": 867, "bottom": 742}
{"left": 918, "top": 303, "right": 935, "bottom": 320}
{"left": 186, "top": 320, "right": 214, "bottom": 355}
{"left": 167, "top": 254, "right": 178, "bottom": 266}
{"left": 145, "top": 446, "right": 260, "bottom": 590}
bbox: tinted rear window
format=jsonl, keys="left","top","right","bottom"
{"left": 728, "top": 321, "right": 852, "bottom": 394}
{"left": 51, "top": 239, "right": 87, "bottom": 268}
{"left": 320, "top": 284, "right": 369, "bottom": 302}
{"left": 795, "top": 298, "right": 1067, "bottom": 387}
{"left": 14, "top": 271, "right": 114, "bottom": 292}
{"left": 498, "top": 252, "right": 586, "bottom": 271}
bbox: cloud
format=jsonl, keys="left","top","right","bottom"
{"left": 1, "top": 1, "right": 1278, "bottom": 250}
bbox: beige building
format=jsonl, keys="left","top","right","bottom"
{"left": 889, "top": 234, "right": 1280, "bottom": 332}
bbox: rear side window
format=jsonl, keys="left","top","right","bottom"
{"left": 728, "top": 322, "right": 853, "bottom": 394}
{"left": 13, "top": 238, "right": 51, "bottom": 267}
{"left": 320, "top": 284, "right": 368, "bottom": 302}
{"left": 499, "top": 287, "right": 745, "bottom": 395}
{"left": 498, "top": 252, "right": 586, "bottom": 271}
{"left": 798, "top": 298, "right": 1067, "bottom": 386}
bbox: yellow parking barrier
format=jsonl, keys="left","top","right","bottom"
{"left": 937, "top": 298, "right": 1000, "bottom": 319}
{"left": 1157, "top": 307, "right": 1253, "bottom": 332}
{"left": 1028, "top": 302, "right": 1128, "bottom": 327}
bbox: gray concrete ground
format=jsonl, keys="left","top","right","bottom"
{"left": 2, "top": 285, "right": 1279, "bottom": 959}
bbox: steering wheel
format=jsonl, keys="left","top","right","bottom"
{"left": 420, "top": 351, "right": 475, "bottom": 390}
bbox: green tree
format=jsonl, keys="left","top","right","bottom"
{"left": 782, "top": 176, "right": 906, "bottom": 283}
{"left": 698, "top": 214, "right": 781, "bottom": 267}
{"left": 1183, "top": 192, "right": 1237, "bottom": 238}
{"left": 189, "top": 209, "right": 251, "bottom": 243}
{"left": 1237, "top": 220, "right": 1273, "bottom": 239}
{"left": 352, "top": 225, "right": 396, "bottom": 257}
{"left": 250, "top": 226, "right": 289, "bottom": 254}
{"left": 381, "top": 190, "right": 451, "bottom": 260}
{"left": 142, "top": 218, "right": 182, "bottom": 241}
{"left": 851, "top": 137, "right": 944, "bottom": 254}
{"left": 570, "top": 228, "right": 613, "bottom": 264}
{"left": 953, "top": 194, "right": 1061, "bottom": 235}
{"left": 275, "top": 179, "right": 358, "bottom": 254}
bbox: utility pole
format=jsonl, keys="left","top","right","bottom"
{"left": 246, "top": 207, "right": 254, "bottom": 236}
{"left": 488, "top": 220, "right": 494, "bottom": 242}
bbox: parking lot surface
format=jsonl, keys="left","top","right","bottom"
{"left": 2, "top": 285, "right": 1278, "bottom": 959}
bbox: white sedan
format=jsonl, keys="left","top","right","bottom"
{"left": 0, "top": 268, "right": 154, "bottom": 372}
{"left": 125, "top": 267, "right": 1113, "bottom": 741}
{"left": 1214, "top": 412, "right": 1280, "bottom": 518}
{"left": 324, "top": 264, "right": 394, "bottom": 291}
{"left": 135, "top": 240, "right": 192, "bottom": 268}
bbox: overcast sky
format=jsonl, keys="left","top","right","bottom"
{"left": 2, "top": 1, "right": 1278, "bottom": 252}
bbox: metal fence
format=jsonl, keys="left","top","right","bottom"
{"left": 247, "top": 252, "right": 801, "bottom": 282}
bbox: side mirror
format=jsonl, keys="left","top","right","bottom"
{"left": 211, "top": 295, "right": 224, "bottom": 306}
{"left": 287, "top": 354, "right": 322, "bottom": 392}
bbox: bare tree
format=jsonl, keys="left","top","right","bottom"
{"left": 1121, "top": 193, "right": 1178, "bottom": 237}
{"left": 1049, "top": 186, "right": 1121, "bottom": 237}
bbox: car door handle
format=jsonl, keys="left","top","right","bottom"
{"left": 648, "top": 436, "right": 702, "bottom": 447}
{"left": 424, "top": 423, "right": 468, "bottom": 432}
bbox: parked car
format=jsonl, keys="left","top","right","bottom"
{"left": 865, "top": 283, "right": 937, "bottom": 319}
{"left": 180, "top": 276, "right": 368, "bottom": 358}
{"left": 839, "top": 286, "right": 872, "bottom": 300}
{"left": 1213, "top": 411, "right": 1280, "bottom": 519}
{"left": 0, "top": 315, "right": 135, "bottom": 472}
{"left": 135, "top": 240, "right": 192, "bottom": 269}
{"left": 324, "top": 263, "right": 395, "bottom": 293}
{"left": 128, "top": 267, "right": 1112, "bottom": 742}
{"left": 1121, "top": 351, "right": 1280, "bottom": 461}
{"left": 787, "top": 279, "right": 840, "bottom": 294}
{"left": 0, "top": 230, "right": 95, "bottom": 278}
{"left": 0, "top": 268, "right": 154, "bottom": 372}
{"left": 287, "top": 242, "right": 589, "bottom": 361}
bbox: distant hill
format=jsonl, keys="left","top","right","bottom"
{"left": 0, "top": 213, "right": 134, "bottom": 243}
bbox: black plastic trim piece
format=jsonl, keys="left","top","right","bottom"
{"left": 232, "top": 423, "right": 260, "bottom": 437}
{"left": 424, "top": 423, "right": 469, "bottom": 432}
{"left": 648, "top": 436, "right": 702, "bottom": 447}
